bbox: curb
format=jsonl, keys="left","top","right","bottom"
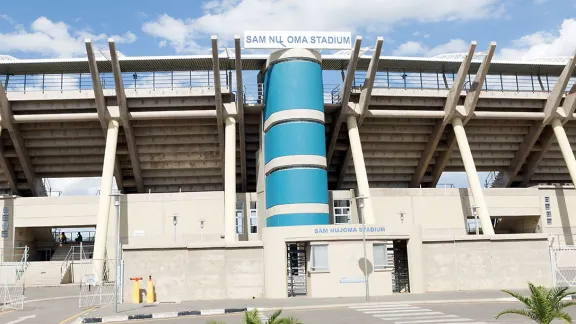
{"left": 80, "top": 307, "right": 248, "bottom": 323}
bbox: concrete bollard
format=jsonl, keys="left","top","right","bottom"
{"left": 146, "top": 275, "right": 155, "bottom": 303}
{"left": 130, "top": 277, "right": 142, "bottom": 304}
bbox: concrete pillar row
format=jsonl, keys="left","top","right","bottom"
{"left": 551, "top": 118, "right": 576, "bottom": 186}
{"left": 93, "top": 119, "right": 120, "bottom": 280}
{"left": 224, "top": 116, "right": 237, "bottom": 241}
{"left": 346, "top": 115, "right": 375, "bottom": 224}
{"left": 452, "top": 117, "right": 495, "bottom": 235}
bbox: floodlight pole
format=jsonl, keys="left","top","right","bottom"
{"left": 110, "top": 191, "right": 122, "bottom": 313}
{"left": 354, "top": 195, "right": 369, "bottom": 301}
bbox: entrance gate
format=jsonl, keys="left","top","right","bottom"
{"left": 550, "top": 245, "right": 576, "bottom": 288}
{"left": 79, "top": 259, "right": 123, "bottom": 308}
{"left": 0, "top": 246, "right": 28, "bottom": 310}
{"left": 287, "top": 242, "right": 307, "bottom": 297}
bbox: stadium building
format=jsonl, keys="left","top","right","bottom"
{"left": 0, "top": 33, "right": 574, "bottom": 303}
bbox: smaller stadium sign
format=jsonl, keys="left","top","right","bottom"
{"left": 244, "top": 31, "right": 352, "bottom": 50}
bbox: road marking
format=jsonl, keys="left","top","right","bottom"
{"left": 355, "top": 306, "right": 418, "bottom": 311}
{"left": 349, "top": 303, "right": 496, "bottom": 324}
{"left": 59, "top": 307, "right": 96, "bottom": 324}
{"left": 395, "top": 318, "right": 473, "bottom": 324}
{"left": 365, "top": 308, "right": 424, "bottom": 314}
{"left": 5, "top": 315, "right": 36, "bottom": 324}
{"left": 350, "top": 304, "right": 411, "bottom": 309}
{"left": 374, "top": 312, "right": 444, "bottom": 318}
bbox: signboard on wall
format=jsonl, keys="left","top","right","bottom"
{"left": 1, "top": 207, "right": 9, "bottom": 238}
{"left": 243, "top": 31, "right": 352, "bottom": 50}
{"left": 313, "top": 226, "right": 385, "bottom": 235}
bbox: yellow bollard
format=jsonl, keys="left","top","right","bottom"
{"left": 130, "top": 277, "right": 142, "bottom": 304}
{"left": 146, "top": 275, "right": 155, "bottom": 303}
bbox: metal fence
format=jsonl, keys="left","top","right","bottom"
{"left": 353, "top": 70, "right": 575, "bottom": 93}
{"left": 0, "top": 246, "right": 28, "bottom": 310}
{"left": 79, "top": 258, "right": 123, "bottom": 308}
{"left": 243, "top": 83, "right": 343, "bottom": 105}
{"left": 550, "top": 245, "right": 576, "bottom": 288}
{"left": 1, "top": 71, "right": 229, "bottom": 94}
{"left": 52, "top": 230, "right": 96, "bottom": 244}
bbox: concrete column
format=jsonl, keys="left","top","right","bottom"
{"left": 224, "top": 116, "right": 237, "bottom": 241}
{"left": 552, "top": 118, "right": 576, "bottom": 185}
{"left": 93, "top": 119, "right": 120, "bottom": 279}
{"left": 407, "top": 224, "right": 425, "bottom": 293}
{"left": 452, "top": 117, "right": 494, "bottom": 235}
{"left": 346, "top": 115, "right": 375, "bottom": 224}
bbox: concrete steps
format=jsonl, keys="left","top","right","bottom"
{"left": 25, "top": 261, "right": 64, "bottom": 286}
{"left": 50, "top": 244, "right": 77, "bottom": 262}
{"left": 50, "top": 243, "right": 93, "bottom": 262}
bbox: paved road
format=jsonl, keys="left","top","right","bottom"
{"left": 0, "top": 298, "right": 93, "bottom": 324}
{"left": 66, "top": 301, "right": 576, "bottom": 324}
{"left": 2, "top": 293, "right": 576, "bottom": 324}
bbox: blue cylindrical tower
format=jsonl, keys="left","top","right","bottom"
{"left": 263, "top": 49, "right": 329, "bottom": 227}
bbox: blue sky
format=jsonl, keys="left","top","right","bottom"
{"left": 0, "top": 0, "right": 575, "bottom": 194}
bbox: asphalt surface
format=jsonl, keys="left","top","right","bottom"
{"left": 3, "top": 299, "right": 576, "bottom": 324}
{"left": 0, "top": 287, "right": 574, "bottom": 324}
{"left": 100, "top": 302, "right": 576, "bottom": 324}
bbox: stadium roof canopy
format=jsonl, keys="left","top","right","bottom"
{"left": 0, "top": 54, "right": 572, "bottom": 76}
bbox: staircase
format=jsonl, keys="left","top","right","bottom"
{"left": 24, "top": 261, "right": 63, "bottom": 286}
{"left": 50, "top": 243, "right": 93, "bottom": 262}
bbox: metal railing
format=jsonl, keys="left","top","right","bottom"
{"left": 485, "top": 171, "right": 497, "bottom": 188}
{"left": 243, "top": 83, "right": 344, "bottom": 105}
{"left": 53, "top": 230, "right": 96, "bottom": 244}
{"left": 61, "top": 244, "right": 93, "bottom": 280}
{"left": 353, "top": 70, "right": 575, "bottom": 93}
{"left": 0, "top": 246, "right": 28, "bottom": 310}
{"left": 0, "top": 247, "right": 30, "bottom": 263}
{"left": 1, "top": 71, "right": 230, "bottom": 94}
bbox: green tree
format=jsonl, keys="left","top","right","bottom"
{"left": 207, "top": 309, "right": 301, "bottom": 324}
{"left": 495, "top": 282, "right": 576, "bottom": 324}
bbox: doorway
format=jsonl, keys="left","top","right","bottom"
{"left": 286, "top": 242, "right": 307, "bottom": 297}
{"left": 392, "top": 240, "right": 410, "bottom": 293}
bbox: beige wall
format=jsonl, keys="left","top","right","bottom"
{"left": 13, "top": 196, "right": 98, "bottom": 228}
{"left": 308, "top": 240, "right": 392, "bottom": 298}
{"left": 537, "top": 186, "right": 576, "bottom": 246}
{"left": 422, "top": 234, "right": 552, "bottom": 291}
{"left": 262, "top": 225, "right": 397, "bottom": 299}
{"left": 121, "top": 242, "right": 264, "bottom": 302}
{"left": 10, "top": 186, "right": 576, "bottom": 248}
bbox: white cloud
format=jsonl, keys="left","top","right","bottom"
{"left": 393, "top": 39, "right": 469, "bottom": 57}
{"left": 47, "top": 177, "right": 113, "bottom": 196}
{"left": 499, "top": 19, "right": 576, "bottom": 60}
{"left": 534, "top": 0, "right": 549, "bottom": 3}
{"left": 0, "top": 17, "right": 137, "bottom": 58}
{"left": 0, "top": 14, "right": 16, "bottom": 25}
{"left": 142, "top": 0, "right": 503, "bottom": 53}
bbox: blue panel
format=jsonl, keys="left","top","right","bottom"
{"left": 263, "top": 60, "right": 324, "bottom": 121}
{"left": 264, "top": 122, "right": 326, "bottom": 163}
{"left": 267, "top": 213, "right": 329, "bottom": 227}
{"left": 266, "top": 168, "right": 328, "bottom": 208}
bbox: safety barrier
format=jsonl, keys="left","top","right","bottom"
{"left": 79, "top": 258, "right": 123, "bottom": 308}
{"left": 550, "top": 245, "right": 576, "bottom": 288}
{"left": 1, "top": 71, "right": 229, "bottom": 94}
{"left": 0, "top": 246, "right": 28, "bottom": 310}
{"left": 353, "top": 70, "right": 575, "bottom": 93}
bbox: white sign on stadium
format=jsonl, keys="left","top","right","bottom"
{"left": 243, "top": 31, "right": 352, "bottom": 50}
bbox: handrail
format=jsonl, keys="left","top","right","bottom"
{"left": 60, "top": 245, "right": 74, "bottom": 281}
{"left": 2, "top": 70, "right": 230, "bottom": 94}
{"left": 60, "top": 243, "right": 95, "bottom": 280}
{"left": 16, "top": 246, "right": 29, "bottom": 281}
